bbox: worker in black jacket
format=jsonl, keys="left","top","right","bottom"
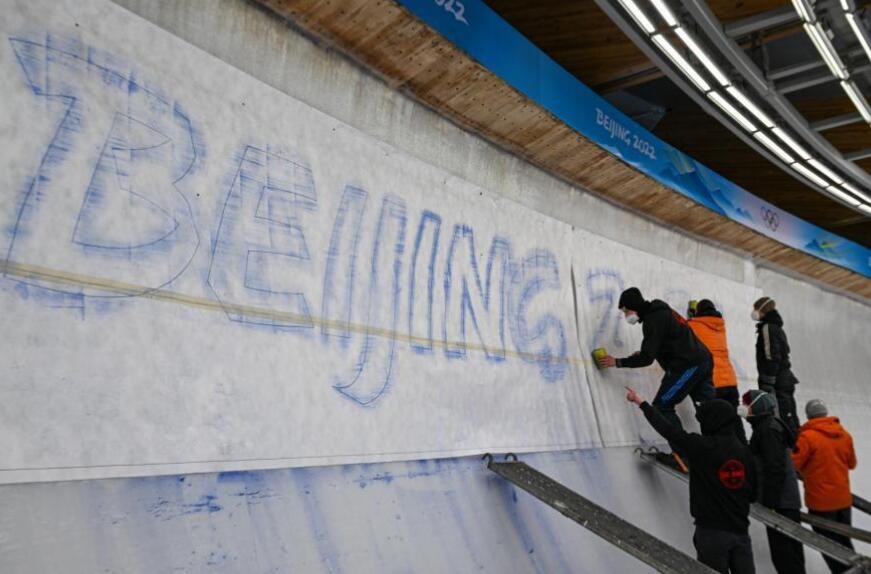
{"left": 626, "top": 389, "right": 757, "bottom": 573}
{"left": 741, "top": 390, "right": 804, "bottom": 574}
{"left": 598, "top": 287, "right": 715, "bottom": 436}
{"left": 752, "top": 297, "right": 799, "bottom": 433}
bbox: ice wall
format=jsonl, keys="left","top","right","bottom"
{"left": 0, "top": 0, "right": 868, "bottom": 571}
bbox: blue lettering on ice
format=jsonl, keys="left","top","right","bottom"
{"left": 585, "top": 268, "right": 626, "bottom": 350}
{"left": 207, "top": 145, "right": 316, "bottom": 329}
{"left": 509, "top": 250, "right": 567, "bottom": 382}
{"left": 6, "top": 35, "right": 200, "bottom": 298}
{"left": 443, "top": 225, "right": 511, "bottom": 362}
{"left": 408, "top": 211, "right": 441, "bottom": 354}
{"left": 332, "top": 195, "right": 407, "bottom": 406}
{"left": 4, "top": 32, "right": 573, "bottom": 407}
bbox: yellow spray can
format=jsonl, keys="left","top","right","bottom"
{"left": 592, "top": 347, "right": 608, "bottom": 370}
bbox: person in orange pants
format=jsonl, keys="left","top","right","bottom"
{"left": 791, "top": 399, "right": 857, "bottom": 574}
{"left": 688, "top": 299, "right": 746, "bottom": 444}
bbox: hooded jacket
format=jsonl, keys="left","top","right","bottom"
{"left": 688, "top": 311, "right": 738, "bottom": 389}
{"left": 618, "top": 300, "right": 712, "bottom": 372}
{"left": 748, "top": 414, "right": 801, "bottom": 510}
{"left": 791, "top": 416, "right": 857, "bottom": 511}
{"left": 641, "top": 399, "right": 756, "bottom": 533}
{"left": 755, "top": 310, "right": 793, "bottom": 388}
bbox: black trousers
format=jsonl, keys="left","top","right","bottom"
{"left": 716, "top": 386, "right": 748, "bottom": 445}
{"left": 766, "top": 508, "right": 805, "bottom": 574}
{"left": 694, "top": 526, "right": 756, "bottom": 574}
{"left": 810, "top": 508, "right": 854, "bottom": 574}
{"left": 653, "top": 361, "right": 715, "bottom": 436}
{"left": 761, "top": 371, "right": 800, "bottom": 434}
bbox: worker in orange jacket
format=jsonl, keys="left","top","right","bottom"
{"left": 791, "top": 399, "right": 857, "bottom": 574}
{"left": 688, "top": 299, "right": 746, "bottom": 444}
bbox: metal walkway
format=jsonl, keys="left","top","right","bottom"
{"left": 801, "top": 512, "right": 871, "bottom": 544}
{"left": 484, "top": 454, "right": 717, "bottom": 574}
{"left": 637, "top": 449, "right": 871, "bottom": 573}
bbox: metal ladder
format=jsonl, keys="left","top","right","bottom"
{"left": 637, "top": 449, "right": 871, "bottom": 573}
{"left": 484, "top": 453, "right": 717, "bottom": 574}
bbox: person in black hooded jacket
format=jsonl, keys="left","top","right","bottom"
{"left": 598, "top": 287, "right": 715, "bottom": 437}
{"left": 752, "top": 297, "right": 799, "bottom": 433}
{"left": 742, "top": 390, "right": 805, "bottom": 574}
{"left": 627, "top": 389, "right": 757, "bottom": 573}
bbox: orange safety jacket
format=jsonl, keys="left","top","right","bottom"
{"left": 792, "top": 417, "right": 857, "bottom": 511}
{"left": 688, "top": 316, "right": 738, "bottom": 389}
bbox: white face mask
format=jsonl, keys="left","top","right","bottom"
{"left": 625, "top": 313, "right": 639, "bottom": 325}
{"left": 751, "top": 309, "right": 761, "bottom": 321}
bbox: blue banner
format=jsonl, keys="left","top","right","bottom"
{"left": 396, "top": 0, "right": 871, "bottom": 278}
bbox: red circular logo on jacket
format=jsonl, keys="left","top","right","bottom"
{"left": 718, "top": 459, "right": 746, "bottom": 490}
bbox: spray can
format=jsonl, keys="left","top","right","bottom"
{"left": 592, "top": 347, "right": 608, "bottom": 370}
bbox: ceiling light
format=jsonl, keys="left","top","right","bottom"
{"left": 826, "top": 186, "right": 862, "bottom": 206}
{"left": 859, "top": 204, "right": 871, "bottom": 216}
{"left": 843, "top": 182, "right": 871, "bottom": 204}
{"left": 804, "top": 23, "right": 848, "bottom": 79}
{"left": 791, "top": 0, "right": 815, "bottom": 22}
{"left": 650, "top": 0, "right": 679, "bottom": 27}
{"left": 841, "top": 81, "right": 871, "bottom": 124}
{"left": 808, "top": 159, "right": 844, "bottom": 184}
{"left": 674, "top": 27, "right": 730, "bottom": 86}
{"left": 845, "top": 14, "right": 871, "bottom": 63}
{"left": 754, "top": 132, "right": 795, "bottom": 164}
{"left": 726, "top": 86, "right": 775, "bottom": 127}
{"left": 652, "top": 34, "right": 711, "bottom": 92}
{"left": 708, "top": 91, "right": 757, "bottom": 131}
{"left": 772, "top": 127, "right": 812, "bottom": 160}
{"left": 792, "top": 163, "right": 829, "bottom": 188}
{"left": 618, "top": 0, "right": 657, "bottom": 33}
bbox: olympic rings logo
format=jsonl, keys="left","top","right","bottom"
{"left": 760, "top": 206, "right": 780, "bottom": 231}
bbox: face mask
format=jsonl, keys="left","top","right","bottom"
{"left": 625, "top": 313, "right": 639, "bottom": 325}
{"left": 751, "top": 310, "right": 761, "bottom": 321}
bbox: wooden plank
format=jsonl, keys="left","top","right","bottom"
{"left": 253, "top": 0, "right": 871, "bottom": 300}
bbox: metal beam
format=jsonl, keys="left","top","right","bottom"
{"left": 778, "top": 62, "right": 871, "bottom": 94}
{"left": 639, "top": 450, "right": 871, "bottom": 570}
{"left": 725, "top": 6, "right": 800, "bottom": 38}
{"left": 679, "top": 0, "right": 871, "bottom": 193}
{"left": 778, "top": 69, "right": 840, "bottom": 94}
{"left": 486, "top": 455, "right": 717, "bottom": 574}
{"left": 813, "top": 112, "right": 865, "bottom": 131}
{"left": 596, "top": 0, "right": 866, "bottom": 214}
{"left": 846, "top": 148, "right": 871, "bottom": 161}
{"left": 768, "top": 50, "right": 864, "bottom": 81}
{"left": 768, "top": 59, "right": 825, "bottom": 81}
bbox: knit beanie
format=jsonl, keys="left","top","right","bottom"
{"left": 618, "top": 287, "right": 647, "bottom": 312}
{"left": 753, "top": 296, "right": 776, "bottom": 313}
{"left": 742, "top": 389, "right": 776, "bottom": 417}
{"left": 806, "top": 399, "right": 828, "bottom": 419}
{"left": 696, "top": 299, "right": 717, "bottom": 315}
